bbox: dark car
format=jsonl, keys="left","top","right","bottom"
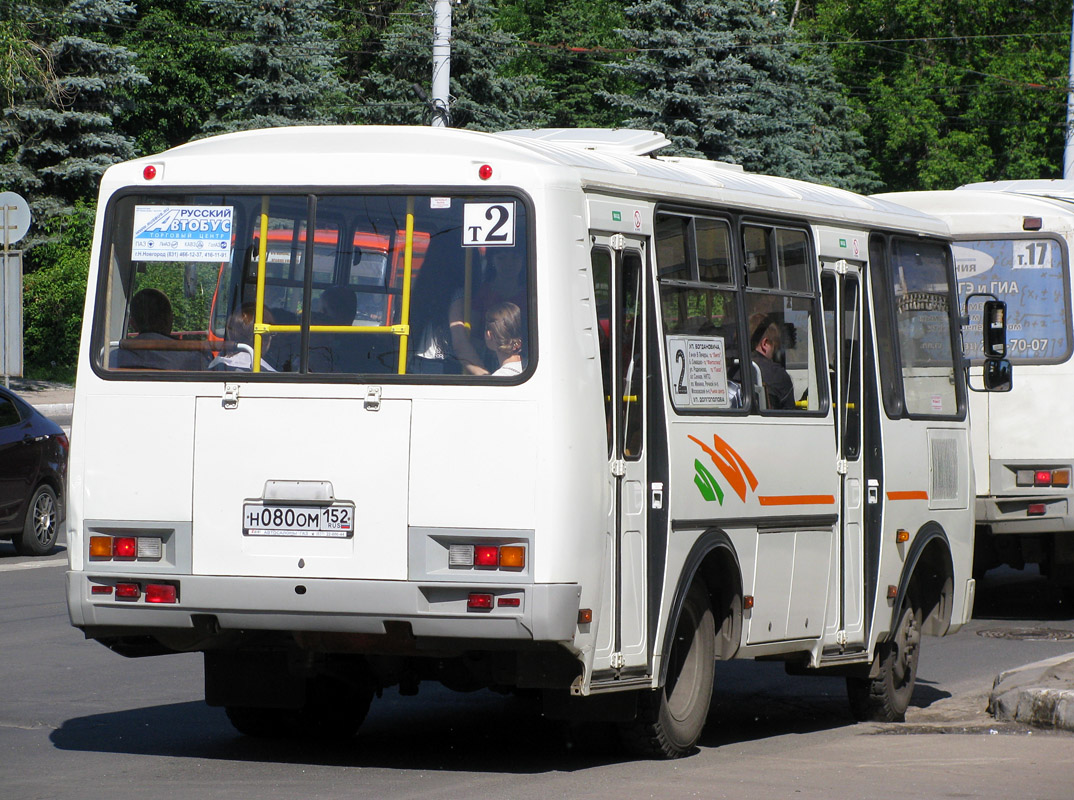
{"left": 0, "top": 385, "right": 68, "bottom": 556}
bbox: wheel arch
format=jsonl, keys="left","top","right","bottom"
{"left": 890, "top": 521, "right": 955, "bottom": 638}
{"left": 659, "top": 529, "right": 742, "bottom": 685}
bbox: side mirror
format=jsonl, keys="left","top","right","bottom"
{"left": 983, "top": 299, "right": 1006, "bottom": 358}
{"left": 982, "top": 358, "right": 1012, "bottom": 392}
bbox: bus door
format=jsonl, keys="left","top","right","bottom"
{"left": 821, "top": 261, "right": 866, "bottom": 649}
{"left": 591, "top": 234, "right": 650, "bottom": 674}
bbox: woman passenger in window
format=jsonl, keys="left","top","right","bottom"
{"left": 485, "top": 301, "right": 524, "bottom": 376}
{"left": 449, "top": 247, "right": 526, "bottom": 375}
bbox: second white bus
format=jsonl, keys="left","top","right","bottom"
{"left": 883, "top": 184, "right": 1074, "bottom": 593}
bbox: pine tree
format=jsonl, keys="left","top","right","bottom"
{"left": 607, "top": 0, "right": 877, "bottom": 191}
{"left": 0, "top": 0, "right": 147, "bottom": 248}
{"left": 498, "top": 0, "right": 635, "bottom": 128}
{"left": 361, "top": 0, "right": 551, "bottom": 131}
{"left": 199, "top": 0, "right": 355, "bottom": 134}
{"left": 120, "top": 0, "right": 235, "bottom": 154}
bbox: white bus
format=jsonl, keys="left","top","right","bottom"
{"left": 883, "top": 183, "right": 1074, "bottom": 592}
{"left": 66, "top": 126, "right": 998, "bottom": 758}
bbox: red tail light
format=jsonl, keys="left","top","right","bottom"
{"left": 468, "top": 593, "right": 494, "bottom": 610}
{"left": 145, "top": 584, "right": 178, "bottom": 604}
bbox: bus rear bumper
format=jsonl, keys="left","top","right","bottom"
{"left": 66, "top": 571, "right": 582, "bottom": 644}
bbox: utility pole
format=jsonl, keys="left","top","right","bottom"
{"left": 431, "top": 0, "right": 452, "bottom": 127}
{"left": 1066, "top": 1, "right": 1074, "bottom": 177}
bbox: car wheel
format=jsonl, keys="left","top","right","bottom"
{"left": 14, "top": 484, "right": 59, "bottom": 557}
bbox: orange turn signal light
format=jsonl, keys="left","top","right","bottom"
{"left": 499, "top": 545, "right": 526, "bottom": 569}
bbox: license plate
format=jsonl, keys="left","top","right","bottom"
{"left": 242, "top": 503, "right": 355, "bottom": 538}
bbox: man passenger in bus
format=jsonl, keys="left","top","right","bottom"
{"left": 750, "top": 314, "right": 795, "bottom": 410}
{"left": 309, "top": 286, "right": 359, "bottom": 372}
{"left": 208, "top": 304, "right": 276, "bottom": 372}
{"left": 485, "top": 301, "right": 524, "bottom": 376}
{"left": 110, "top": 288, "right": 209, "bottom": 371}
{"left": 449, "top": 247, "right": 526, "bottom": 375}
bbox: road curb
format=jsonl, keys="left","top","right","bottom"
{"left": 33, "top": 403, "right": 73, "bottom": 419}
{"left": 989, "top": 653, "right": 1074, "bottom": 732}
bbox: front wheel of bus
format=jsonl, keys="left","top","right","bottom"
{"left": 846, "top": 601, "right": 921, "bottom": 722}
{"left": 621, "top": 581, "right": 716, "bottom": 759}
{"left": 225, "top": 675, "right": 375, "bottom": 740}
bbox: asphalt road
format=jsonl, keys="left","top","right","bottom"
{"left": 2, "top": 542, "right": 1073, "bottom": 800}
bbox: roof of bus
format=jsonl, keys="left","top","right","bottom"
{"left": 958, "top": 179, "right": 1074, "bottom": 202}
{"left": 111, "top": 126, "right": 947, "bottom": 233}
{"left": 877, "top": 189, "right": 1074, "bottom": 235}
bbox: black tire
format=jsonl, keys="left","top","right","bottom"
{"left": 847, "top": 602, "right": 921, "bottom": 722}
{"left": 620, "top": 581, "right": 716, "bottom": 758}
{"left": 14, "top": 484, "right": 59, "bottom": 557}
{"left": 225, "top": 675, "right": 374, "bottom": 740}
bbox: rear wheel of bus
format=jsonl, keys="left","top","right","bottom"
{"left": 846, "top": 600, "right": 921, "bottom": 722}
{"left": 621, "top": 581, "right": 716, "bottom": 758}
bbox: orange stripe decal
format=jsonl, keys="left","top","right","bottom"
{"left": 887, "top": 490, "right": 929, "bottom": 501}
{"left": 757, "top": 495, "right": 836, "bottom": 506}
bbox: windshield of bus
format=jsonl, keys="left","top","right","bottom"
{"left": 91, "top": 193, "right": 531, "bottom": 379}
{"left": 953, "top": 236, "right": 1071, "bottom": 364}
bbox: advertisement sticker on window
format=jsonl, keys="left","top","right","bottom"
{"left": 131, "top": 205, "right": 234, "bottom": 262}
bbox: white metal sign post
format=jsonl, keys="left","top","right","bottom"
{"left": 0, "top": 191, "right": 31, "bottom": 387}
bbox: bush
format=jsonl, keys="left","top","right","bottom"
{"left": 22, "top": 204, "right": 94, "bottom": 377}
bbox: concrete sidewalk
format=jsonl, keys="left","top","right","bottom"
{"left": 989, "top": 652, "right": 1074, "bottom": 732}
{"left": 7, "top": 378, "right": 74, "bottom": 421}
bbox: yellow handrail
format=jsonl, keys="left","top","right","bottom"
{"left": 396, "top": 199, "right": 415, "bottom": 374}
{"left": 252, "top": 196, "right": 270, "bottom": 373}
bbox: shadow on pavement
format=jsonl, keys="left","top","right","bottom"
{"left": 974, "top": 565, "right": 1074, "bottom": 621}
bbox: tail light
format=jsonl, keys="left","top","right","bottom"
{"left": 89, "top": 534, "right": 164, "bottom": 561}
{"left": 1015, "top": 468, "right": 1071, "bottom": 488}
{"left": 448, "top": 542, "right": 526, "bottom": 571}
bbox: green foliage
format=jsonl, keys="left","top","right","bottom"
{"left": 0, "top": 0, "right": 147, "bottom": 247}
{"left": 497, "top": 0, "right": 634, "bottom": 128}
{"left": 200, "top": 0, "right": 355, "bottom": 133}
{"left": 120, "top": 0, "right": 235, "bottom": 154}
{"left": 361, "top": 0, "right": 551, "bottom": 129}
{"left": 797, "top": 0, "right": 1070, "bottom": 190}
{"left": 21, "top": 203, "right": 92, "bottom": 374}
{"left": 608, "top": 0, "right": 878, "bottom": 191}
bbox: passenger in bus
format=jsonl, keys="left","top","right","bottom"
{"left": 208, "top": 304, "right": 276, "bottom": 372}
{"left": 408, "top": 235, "right": 464, "bottom": 374}
{"left": 110, "top": 288, "right": 209, "bottom": 371}
{"left": 449, "top": 247, "right": 526, "bottom": 375}
{"left": 749, "top": 314, "right": 795, "bottom": 410}
{"left": 485, "top": 301, "right": 525, "bottom": 376}
{"left": 309, "top": 286, "right": 359, "bottom": 372}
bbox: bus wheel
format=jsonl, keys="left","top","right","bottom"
{"left": 621, "top": 581, "right": 715, "bottom": 758}
{"left": 225, "top": 675, "right": 374, "bottom": 739}
{"left": 846, "top": 601, "right": 921, "bottom": 722}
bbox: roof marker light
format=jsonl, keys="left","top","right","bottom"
{"left": 478, "top": 164, "right": 493, "bottom": 180}
{"left": 143, "top": 164, "right": 157, "bottom": 180}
